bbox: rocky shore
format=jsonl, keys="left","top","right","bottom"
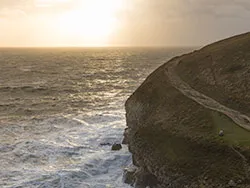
{"left": 123, "top": 32, "right": 250, "bottom": 187}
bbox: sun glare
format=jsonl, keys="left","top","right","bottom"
{"left": 58, "top": 0, "right": 124, "bottom": 46}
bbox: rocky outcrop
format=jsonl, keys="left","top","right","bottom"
{"left": 124, "top": 32, "right": 250, "bottom": 187}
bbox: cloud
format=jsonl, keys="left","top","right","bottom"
{"left": 133, "top": 0, "right": 250, "bottom": 20}
{"left": 34, "top": 0, "right": 73, "bottom": 8}
{"left": 111, "top": 0, "right": 250, "bottom": 46}
{"left": 0, "top": 8, "right": 26, "bottom": 19}
{"left": 0, "top": 0, "right": 74, "bottom": 16}
{"left": 185, "top": 0, "right": 250, "bottom": 18}
{"left": 0, "top": 0, "right": 250, "bottom": 46}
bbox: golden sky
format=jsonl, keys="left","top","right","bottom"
{"left": 0, "top": 0, "right": 250, "bottom": 47}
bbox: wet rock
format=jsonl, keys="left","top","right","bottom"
{"left": 123, "top": 165, "right": 137, "bottom": 186}
{"left": 100, "top": 142, "right": 112, "bottom": 146}
{"left": 111, "top": 143, "right": 122, "bottom": 151}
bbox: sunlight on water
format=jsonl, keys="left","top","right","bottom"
{"left": 0, "top": 48, "right": 194, "bottom": 187}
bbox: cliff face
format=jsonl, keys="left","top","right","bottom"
{"left": 124, "top": 32, "right": 250, "bottom": 188}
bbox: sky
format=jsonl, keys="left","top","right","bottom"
{"left": 0, "top": 0, "right": 250, "bottom": 47}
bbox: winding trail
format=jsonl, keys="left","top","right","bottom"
{"left": 165, "top": 59, "right": 250, "bottom": 131}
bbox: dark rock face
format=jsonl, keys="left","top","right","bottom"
{"left": 124, "top": 32, "right": 250, "bottom": 188}
{"left": 123, "top": 165, "right": 159, "bottom": 188}
{"left": 122, "top": 128, "right": 130, "bottom": 144}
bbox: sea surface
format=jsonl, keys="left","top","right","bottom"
{"left": 0, "top": 47, "right": 194, "bottom": 188}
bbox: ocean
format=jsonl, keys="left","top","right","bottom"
{"left": 0, "top": 47, "right": 194, "bottom": 188}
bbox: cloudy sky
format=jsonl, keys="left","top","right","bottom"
{"left": 0, "top": 0, "right": 250, "bottom": 47}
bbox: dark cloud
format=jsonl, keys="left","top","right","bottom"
{"left": 111, "top": 0, "right": 250, "bottom": 46}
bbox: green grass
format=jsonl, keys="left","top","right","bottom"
{"left": 211, "top": 111, "right": 250, "bottom": 147}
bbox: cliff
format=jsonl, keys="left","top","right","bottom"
{"left": 124, "top": 32, "right": 250, "bottom": 188}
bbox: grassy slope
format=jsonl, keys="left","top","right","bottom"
{"left": 176, "top": 32, "right": 250, "bottom": 150}
{"left": 212, "top": 112, "right": 250, "bottom": 147}
{"left": 177, "top": 32, "right": 250, "bottom": 115}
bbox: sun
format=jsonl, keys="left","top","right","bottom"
{"left": 57, "top": 0, "right": 124, "bottom": 46}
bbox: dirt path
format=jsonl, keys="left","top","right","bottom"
{"left": 165, "top": 59, "right": 250, "bottom": 131}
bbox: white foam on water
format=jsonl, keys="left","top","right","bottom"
{"left": 0, "top": 47, "right": 193, "bottom": 188}
{"left": 0, "top": 111, "right": 132, "bottom": 188}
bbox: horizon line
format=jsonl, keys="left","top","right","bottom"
{"left": 0, "top": 45, "right": 200, "bottom": 49}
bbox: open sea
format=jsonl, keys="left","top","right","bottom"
{"left": 0, "top": 47, "right": 194, "bottom": 188}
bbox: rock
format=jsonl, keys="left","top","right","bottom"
{"left": 122, "top": 128, "right": 130, "bottom": 144}
{"left": 228, "top": 180, "right": 237, "bottom": 187}
{"left": 123, "top": 165, "right": 137, "bottom": 186}
{"left": 123, "top": 32, "right": 250, "bottom": 187}
{"left": 219, "top": 130, "right": 224, "bottom": 137}
{"left": 100, "top": 143, "right": 112, "bottom": 146}
{"left": 134, "top": 167, "right": 159, "bottom": 188}
{"left": 111, "top": 143, "right": 122, "bottom": 151}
